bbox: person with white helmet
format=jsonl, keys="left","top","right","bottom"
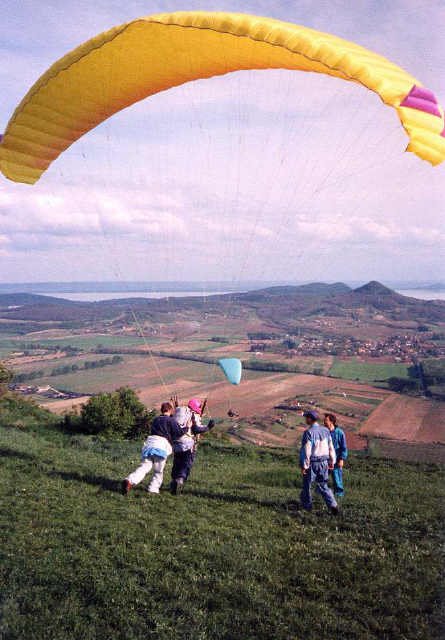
{"left": 170, "top": 397, "right": 215, "bottom": 495}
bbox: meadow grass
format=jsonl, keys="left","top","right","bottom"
{"left": 329, "top": 359, "right": 410, "bottom": 383}
{"left": 1, "top": 420, "right": 443, "bottom": 640}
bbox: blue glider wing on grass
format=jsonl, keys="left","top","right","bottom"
{"left": 218, "top": 358, "right": 242, "bottom": 385}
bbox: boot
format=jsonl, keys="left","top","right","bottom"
{"left": 122, "top": 479, "right": 132, "bottom": 495}
{"left": 176, "top": 478, "right": 184, "bottom": 495}
{"left": 170, "top": 478, "right": 184, "bottom": 496}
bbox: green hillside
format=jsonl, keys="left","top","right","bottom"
{"left": 1, "top": 411, "right": 444, "bottom": 639}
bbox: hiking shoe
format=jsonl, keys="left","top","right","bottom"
{"left": 176, "top": 478, "right": 184, "bottom": 495}
{"left": 122, "top": 479, "right": 132, "bottom": 495}
{"left": 330, "top": 505, "right": 340, "bottom": 516}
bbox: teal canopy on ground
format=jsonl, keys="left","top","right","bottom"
{"left": 218, "top": 358, "right": 242, "bottom": 385}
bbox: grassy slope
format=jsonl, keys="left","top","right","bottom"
{"left": 1, "top": 424, "right": 444, "bottom": 640}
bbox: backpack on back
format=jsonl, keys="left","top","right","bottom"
{"left": 173, "top": 406, "right": 195, "bottom": 453}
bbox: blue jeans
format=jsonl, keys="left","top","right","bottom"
{"left": 331, "top": 466, "right": 344, "bottom": 496}
{"left": 300, "top": 459, "right": 337, "bottom": 511}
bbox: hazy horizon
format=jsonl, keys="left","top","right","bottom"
{"left": 1, "top": 280, "right": 445, "bottom": 302}
{"left": 0, "top": 278, "right": 443, "bottom": 290}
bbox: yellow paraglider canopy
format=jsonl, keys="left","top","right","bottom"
{"left": 0, "top": 10, "right": 444, "bottom": 183}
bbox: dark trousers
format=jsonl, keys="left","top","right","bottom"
{"left": 300, "top": 459, "right": 337, "bottom": 511}
{"left": 171, "top": 450, "right": 196, "bottom": 482}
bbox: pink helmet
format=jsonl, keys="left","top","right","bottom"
{"left": 188, "top": 398, "right": 202, "bottom": 415}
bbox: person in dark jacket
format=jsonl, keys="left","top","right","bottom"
{"left": 324, "top": 413, "right": 348, "bottom": 497}
{"left": 122, "top": 402, "right": 185, "bottom": 495}
{"left": 170, "top": 398, "right": 215, "bottom": 495}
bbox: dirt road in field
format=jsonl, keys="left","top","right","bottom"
{"left": 360, "top": 395, "right": 445, "bottom": 444}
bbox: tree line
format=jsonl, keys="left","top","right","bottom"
{"left": 12, "top": 355, "right": 123, "bottom": 383}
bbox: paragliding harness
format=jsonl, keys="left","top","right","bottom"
{"left": 173, "top": 407, "right": 195, "bottom": 453}
{"left": 173, "top": 399, "right": 208, "bottom": 453}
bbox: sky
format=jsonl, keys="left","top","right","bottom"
{"left": 0, "top": 0, "right": 444, "bottom": 285}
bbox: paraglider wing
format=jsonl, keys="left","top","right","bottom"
{"left": 218, "top": 358, "right": 242, "bottom": 385}
{"left": 0, "top": 11, "right": 444, "bottom": 184}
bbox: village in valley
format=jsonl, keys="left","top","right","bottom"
{"left": 250, "top": 330, "right": 445, "bottom": 361}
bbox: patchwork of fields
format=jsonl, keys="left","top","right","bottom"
{"left": 2, "top": 330, "right": 444, "bottom": 459}
{"left": 361, "top": 395, "right": 445, "bottom": 444}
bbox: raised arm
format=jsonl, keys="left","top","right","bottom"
{"left": 192, "top": 419, "right": 215, "bottom": 435}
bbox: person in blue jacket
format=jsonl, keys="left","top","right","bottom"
{"left": 324, "top": 413, "right": 348, "bottom": 497}
{"left": 299, "top": 410, "right": 339, "bottom": 514}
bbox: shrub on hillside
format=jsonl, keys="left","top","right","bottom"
{"left": 74, "top": 387, "right": 154, "bottom": 439}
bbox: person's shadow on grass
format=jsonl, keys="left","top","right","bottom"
{"left": 1, "top": 448, "right": 121, "bottom": 492}
{"left": 185, "top": 487, "right": 300, "bottom": 513}
{"left": 47, "top": 469, "right": 120, "bottom": 492}
{"left": 0, "top": 447, "right": 37, "bottom": 462}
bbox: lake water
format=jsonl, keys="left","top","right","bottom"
{"left": 41, "top": 290, "right": 233, "bottom": 302}
{"left": 396, "top": 289, "right": 445, "bottom": 301}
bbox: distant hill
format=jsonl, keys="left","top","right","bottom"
{"left": 238, "top": 282, "right": 351, "bottom": 300}
{"left": 233, "top": 281, "right": 445, "bottom": 326}
{"left": 0, "top": 281, "right": 444, "bottom": 326}
{"left": 353, "top": 281, "right": 396, "bottom": 296}
{"left": 0, "top": 293, "right": 77, "bottom": 308}
{"left": 325, "top": 281, "right": 445, "bottom": 321}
